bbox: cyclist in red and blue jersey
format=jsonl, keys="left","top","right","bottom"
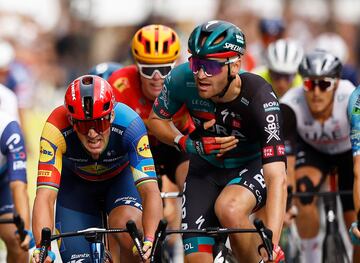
{"left": 0, "top": 110, "right": 32, "bottom": 262}
{"left": 31, "top": 75, "right": 163, "bottom": 263}
{"left": 148, "top": 20, "right": 287, "bottom": 263}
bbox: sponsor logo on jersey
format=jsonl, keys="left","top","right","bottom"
{"left": 352, "top": 105, "right": 360, "bottom": 115}
{"left": 142, "top": 165, "right": 155, "bottom": 172}
{"left": 137, "top": 136, "right": 152, "bottom": 158}
{"left": 159, "top": 84, "right": 169, "bottom": 109}
{"left": 113, "top": 77, "right": 130, "bottom": 93}
{"left": 240, "top": 97, "right": 249, "bottom": 106}
{"left": 159, "top": 108, "right": 171, "bottom": 118}
{"left": 12, "top": 151, "right": 26, "bottom": 160}
{"left": 263, "top": 146, "right": 274, "bottom": 158}
{"left": 265, "top": 114, "right": 280, "bottom": 143}
{"left": 263, "top": 101, "right": 280, "bottom": 112}
{"left": 38, "top": 170, "right": 52, "bottom": 177}
{"left": 39, "top": 139, "right": 56, "bottom": 164}
{"left": 13, "top": 160, "right": 26, "bottom": 170}
{"left": 276, "top": 144, "right": 285, "bottom": 156}
{"left": 6, "top": 133, "right": 21, "bottom": 152}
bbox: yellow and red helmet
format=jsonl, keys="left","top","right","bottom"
{"left": 131, "top": 24, "right": 180, "bottom": 64}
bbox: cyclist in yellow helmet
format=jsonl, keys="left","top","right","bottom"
{"left": 253, "top": 39, "right": 304, "bottom": 98}
{"left": 108, "top": 24, "right": 192, "bottom": 261}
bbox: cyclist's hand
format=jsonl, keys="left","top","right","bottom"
{"left": 16, "top": 229, "right": 35, "bottom": 250}
{"left": 260, "top": 244, "right": 285, "bottom": 262}
{"left": 175, "top": 120, "right": 238, "bottom": 155}
{"left": 141, "top": 240, "right": 153, "bottom": 261}
{"left": 349, "top": 222, "right": 360, "bottom": 245}
{"left": 32, "top": 248, "right": 56, "bottom": 263}
{"left": 132, "top": 240, "right": 153, "bottom": 261}
{"left": 272, "top": 244, "right": 285, "bottom": 262}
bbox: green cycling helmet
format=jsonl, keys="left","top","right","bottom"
{"left": 188, "top": 20, "right": 246, "bottom": 58}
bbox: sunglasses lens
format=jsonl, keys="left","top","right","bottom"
{"left": 318, "top": 80, "right": 332, "bottom": 90}
{"left": 73, "top": 117, "right": 111, "bottom": 135}
{"left": 189, "top": 57, "right": 223, "bottom": 76}
{"left": 139, "top": 65, "right": 173, "bottom": 78}
{"left": 303, "top": 79, "right": 334, "bottom": 92}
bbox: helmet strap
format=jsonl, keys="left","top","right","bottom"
{"left": 216, "top": 61, "right": 235, "bottom": 98}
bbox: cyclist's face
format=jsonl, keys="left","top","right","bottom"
{"left": 304, "top": 78, "right": 338, "bottom": 116}
{"left": 74, "top": 114, "right": 113, "bottom": 159}
{"left": 193, "top": 58, "right": 230, "bottom": 99}
{"left": 140, "top": 72, "right": 165, "bottom": 101}
{"left": 269, "top": 71, "right": 295, "bottom": 97}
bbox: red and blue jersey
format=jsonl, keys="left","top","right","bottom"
{"left": 37, "top": 102, "right": 157, "bottom": 192}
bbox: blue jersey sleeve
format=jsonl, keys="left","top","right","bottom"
{"left": 0, "top": 121, "right": 27, "bottom": 182}
{"left": 348, "top": 86, "right": 360, "bottom": 156}
{"left": 121, "top": 110, "right": 157, "bottom": 187}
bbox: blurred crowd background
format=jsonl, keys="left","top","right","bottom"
{"left": 0, "top": 0, "right": 360, "bottom": 207}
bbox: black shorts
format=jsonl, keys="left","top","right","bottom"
{"left": 181, "top": 154, "right": 267, "bottom": 255}
{"left": 295, "top": 138, "right": 354, "bottom": 211}
{"left": 151, "top": 143, "right": 189, "bottom": 185}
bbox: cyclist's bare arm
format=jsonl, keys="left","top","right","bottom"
{"left": 32, "top": 188, "right": 57, "bottom": 245}
{"left": 262, "top": 161, "right": 287, "bottom": 245}
{"left": 137, "top": 181, "right": 164, "bottom": 239}
{"left": 148, "top": 110, "right": 180, "bottom": 146}
{"left": 10, "top": 181, "right": 31, "bottom": 248}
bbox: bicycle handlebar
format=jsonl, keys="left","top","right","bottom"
{"left": 38, "top": 220, "right": 144, "bottom": 263}
{"left": 149, "top": 218, "right": 273, "bottom": 262}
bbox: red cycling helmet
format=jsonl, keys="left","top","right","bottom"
{"left": 64, "top": 75, "right": 114, "bottom": 121}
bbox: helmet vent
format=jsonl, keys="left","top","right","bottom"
{"left": 137, "top": 32, "right": 142, "bottom": 42}
{"left": 83, "top": 96, "right": 93, "bottom": 119}
{"left": 103, "top": 102, "right": 110, "bottom": 111}
{"left": 82, "top": 76, "right": 93, "bottom": 85}
{"left": 155, "top": 40, "right": 159, "bottom": 53}
{"left": 145, "top": 40, "right": 151, "bottom": 53}
{"left": 163, "top": 41, "right": 168, "bottom": 53}
{"left": 68, "top": 105, "right": 74, "bottom": 113}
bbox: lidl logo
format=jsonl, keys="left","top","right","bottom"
{"left": 39, "top": 139, "right": 56, "bottom": 164}
{"left": 136, "top": 136, "right": 152, "bottom": 158}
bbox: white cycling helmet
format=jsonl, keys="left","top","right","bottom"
{"left": 313, "top": 33, "right": 348, "bottom": 63}
{"left": 266, "top": 39, "right": 304, "bottom": 74}
{"left": 0, "top": 41, "right": 15, "bottom": 69}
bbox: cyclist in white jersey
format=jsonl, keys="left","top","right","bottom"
{"left": 280, "top": 49, "right": 359, "bottom": 262}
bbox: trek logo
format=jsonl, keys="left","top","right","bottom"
{"left": 224, "top": 42, "right": 242, "bottom": 52}
{"left": 265, "top": 114, "right": 280, "bottom": 143}
{"left": 71, "top": 83, "right": 76, "bottom": 100}
{"left": 99, "top": 80, "right": 105, "bottom": 99}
